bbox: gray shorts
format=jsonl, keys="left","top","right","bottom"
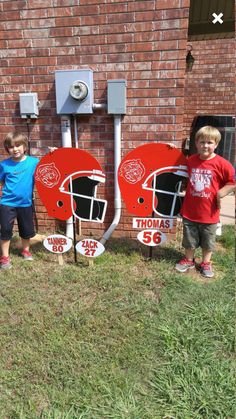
{"left": 182, "top": 218, "right": 218, "bottom": 251}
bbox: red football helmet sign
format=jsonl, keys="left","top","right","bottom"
{"left": 118, "top": 143, "right": 188, "bottom": 217}
{"left": 35, "top": 148, "right": 107, "bottom": 222}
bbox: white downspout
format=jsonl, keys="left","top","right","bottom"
{"left": 60, "top": 115, "right": 74, "bottom": 239}
{"left": 73, "top": 115, "right": 82, "bottom": 236}
{"left": 100, "top": 114, "right": 122, "bottom": 244}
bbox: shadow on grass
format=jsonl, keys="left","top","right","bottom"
{"left": 97, "top": 237, "right": 183, "bottom": 263}
{"left": 10, "top": 234, "right": 183, "bottom": 266}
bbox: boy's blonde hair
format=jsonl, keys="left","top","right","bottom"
{"left": 4, "top": 132, "right": 28, "bottom": 153}
{"left": 195, "top": 126, "right": 221, "bottom": 145}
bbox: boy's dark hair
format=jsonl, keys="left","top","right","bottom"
{"left": 4, "top": 132, "right": 28, "bottom": 153}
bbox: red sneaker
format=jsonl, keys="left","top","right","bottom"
{"left": 21, "top": 250, "right": 33, "bottom": 261}
{"left": 199, "top": 262, "right": 214, "bottom": 278}
{"left": 175, "top": 258, "right": 195, "bottom": 272}
{"left": 0, "top": 256, "right": 12, "bottom": 269}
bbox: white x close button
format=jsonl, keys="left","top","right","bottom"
{"left": 212, "top": 12, "right": 224, "bottom": 24}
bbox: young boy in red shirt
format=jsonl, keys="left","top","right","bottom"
{"left": 175, "top": 126, "right": 235, "bottom": 278}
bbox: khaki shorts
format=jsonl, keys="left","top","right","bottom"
{"left": 182, "top": 217, "right": 218, "bottom": 251}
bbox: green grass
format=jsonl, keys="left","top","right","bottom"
{"left": 0, "top": 226, "right": 234, "bottom": 418}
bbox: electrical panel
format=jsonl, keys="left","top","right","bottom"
{"left": 19, "top": 93, "right": 39, "bottom": 118}
{"left": 55, "top": 69, "right": 93, "bottom": 114}
{"left": 107, "top": 79, "right": 126, "bottom": 114}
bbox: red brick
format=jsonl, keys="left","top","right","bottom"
{"left": 27, "top": 0, "right": 53, "bottom": 8}
{"left": 80, "top": 35, "right": 106, "bottom": 46}
{"left": 50, "top": 46, "right": 75, "bottom": 56}
{"left": 31, "top": 19, "right": 55, "bottom": 29}
{"left": 161, "top": 29, "right": 187, "bottom": 40}
{"left": 47, "top": 7, "right": 73, "bottom": 17}
{"left": 125, "top": 22, "right": 153, "bottom": 33}
{"left": 74, "top": 26, "right": 99, "bottom": 37}
{"left": 99, "top": 3, "right": 128, "bottom": 14}
{"left": 3, "top": 20, "right": 30, "bottom": 30}
{"left": 50, "top": 27, "right": 73, "bottom": 37}
{"left": 74, "top": 5, "right": 100, "bottom": 15}
{"left": 1, "top": 30, "right": 23, "bottom": 40}
{"left": 55, "top": 16, "right": 81, "bottom": 26}
{"left": 3, "top": 1, "right": 27, "bottom": 10}
{"left": 32, "top": 57, "right": 57, "bottom": 66}
{"left": 0, "top": 10, "right": 21, "bottom": 20}
{"left": 7, "top": 57, "right": 33, "bottom": 67}
{"left": 26, "top": 48, "right": 50, "bottom": 57}
{"left": 80, "top": 14, "right": 107, "bottom": 25}
{"left": 1, "top": 48, "right": 26, "bottom": 58}
{"left": 134, "top": 11, "right": 155, "bottom": 21}
{"left": 7, "top": 39, "right": 32, "bottom": 48}
{"left": 20, "top": 9, "right": 48, "bottom": 19}
{"left": 155, "top": 0, "right": 181, "bottom": 9}
{"left": 128, "top": 1, "right": 155, "bottom": 11}
{"left": 126, "top": 42, "right": 153, "bottom": 52}
{"left": 79, "top": 0, "right": 105, "bottom": 4}
{"left": 31, "top": 39, "right": 55, "bottom": 48}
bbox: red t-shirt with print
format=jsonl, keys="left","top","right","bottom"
{"left": 180, "top": 154, "right": 235, "bottom": 224}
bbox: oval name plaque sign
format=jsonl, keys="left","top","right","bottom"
{"left": 137, "top": 230, "right": 167, "bottom": 247}
{"left": 76, "top": 239, "right": 105, "bottom": 258}
{"left": 43, "top": 234, "right": 73, "bottom": 254}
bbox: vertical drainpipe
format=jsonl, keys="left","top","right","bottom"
{"left": 73, "top": 115, "right": 82, "bottom": 236}
{"left": 61, "top": 115, "right": 74, "bottom": 239}
{"left": 100, "top": 114, "right": 122, "bottom": 245}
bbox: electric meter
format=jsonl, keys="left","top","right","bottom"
{"left": 69, "top": 80, "right": 88, "bottom": 101}
{"left": 55, "top": 69, "right": 94, "bottom": 114}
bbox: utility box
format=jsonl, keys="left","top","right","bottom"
{"left": 107, "top": 79, "right": 126, "bottom": 114}
{"left": 19, "top": 93, "right": 39, "bottom": 118}
{"left": 55, "top": 69, "right": 93, "bottom": 114}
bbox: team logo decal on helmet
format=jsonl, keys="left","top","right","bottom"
{"left": 118, "top": 143, "right": 188, "bottom": 218}
{"left": 119, "top": 159, "right": 145, "bottom": 184}
{"left": 35, "top": 163, "right": 60, "bottom": 188}
{"left": 35, "top": 148, "right": 107, "bottom": 223}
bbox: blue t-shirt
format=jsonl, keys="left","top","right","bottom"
{"left": 0, "top": 156, "right": 39, "bottom": 207}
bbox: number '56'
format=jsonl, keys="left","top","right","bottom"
{"left": 142, "top": 231, "right": 161, "bottom": 245}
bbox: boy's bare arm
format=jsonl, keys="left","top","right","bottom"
{"left": 216, "top": 183, "right": 236, "bottom": 209}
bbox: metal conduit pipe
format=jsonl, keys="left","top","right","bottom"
{"left": 92, "top": 103, "right": 107, "bottom": 110}
{"left": 73, "top": 114, "right": 79, "bottom": 149}
{"left": 60, "top": 115, "right": 74, "bottom": 239}
{"left": 100, "top": 114, "right": 122, "bottom": 245}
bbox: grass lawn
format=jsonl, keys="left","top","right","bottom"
{"left": 0, "top": 225, "right": 234, "bottom": 419}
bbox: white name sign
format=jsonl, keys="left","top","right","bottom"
{"left": 137, "top": 230, "right": 167, "bottom": 247}
{"left": 133, "top": 218, "right": 173, "bottom": 229}
{"left": 76, "top": 239, "right": 105, "bottom": 258}
{"left": 43, "top": 234, "right": 73, "bottom": 254}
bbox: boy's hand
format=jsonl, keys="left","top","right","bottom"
{"left": 167, "top": 143, "right": 177, "bottom": 148}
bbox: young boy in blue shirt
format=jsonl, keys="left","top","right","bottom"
{"left": 0, "top": 132, "right": 39, "bottom": 269}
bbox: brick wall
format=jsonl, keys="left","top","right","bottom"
{"left": 184, "top": 37, "right": 235, "bottom": 141}
{"left": 0, "top": 0, "right": 190, "bottom": 238}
